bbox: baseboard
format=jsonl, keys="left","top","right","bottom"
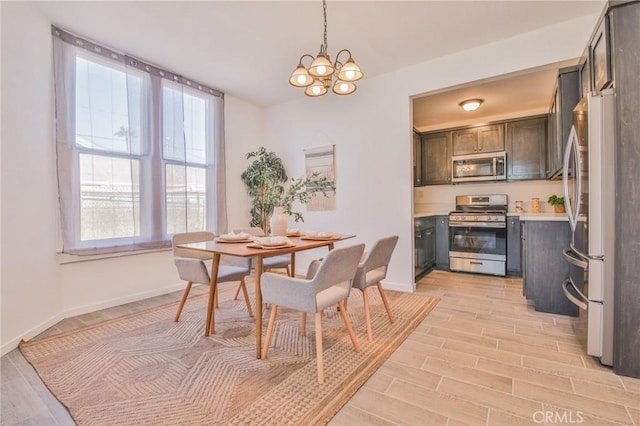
{"left": 1, "top": 282, "right": 186, "bottom": 357}
{"left": 379, "top": 280, "right": 414, "bottom": 293}
{"left": 62, "top": 282, "right": 186, "bottom": 318}
{"left": 1, "top": 311, "right": 65, "bottom": 357}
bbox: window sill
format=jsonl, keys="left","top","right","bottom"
{"left": 57, "top": 247, "right": 172, "bottom": 264}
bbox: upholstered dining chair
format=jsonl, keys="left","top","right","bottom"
{"left": 351, "top": 235, "right": 399, "bottom": 342}
{"left": 171, "top": 232, "right": 254, "bottom": 325}
{"left": 231, "top": 227, "right": 292, "bottom": 301}
{"left": 260, "top": 243, "right": 365, "bottom": 384}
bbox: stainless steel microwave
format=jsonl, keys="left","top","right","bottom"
{"left": 451, "top": 151, "right": 507, "bottom": 183}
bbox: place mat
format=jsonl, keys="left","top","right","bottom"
{"left": 247, "top": 242, "right": 296, "bottom": 250}
{"left": 300, "top": 235, "right": 340, "bottom": 241}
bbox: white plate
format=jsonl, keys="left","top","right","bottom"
{"left": 303, "top": 232, "right": 337, "bottom": 240}
{"left": 218, "top": 232, "right": 251, "bottom": 241}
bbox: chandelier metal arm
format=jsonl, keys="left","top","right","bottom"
{"left": 298, "top": 54, "right": 316, "bottom": 67}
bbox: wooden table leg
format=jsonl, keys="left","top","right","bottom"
{"left": 255, "top": 255, "right": 263, "bottom": 359}
{"left": 290, "top": 252, "right": 296, "bottom": 277}
{"left": 205, "top": 253, "right": 221, "bottom": 336}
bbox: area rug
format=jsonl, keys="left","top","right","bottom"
{"left": 20, "top": 286, "right": 439, "bottom": 425}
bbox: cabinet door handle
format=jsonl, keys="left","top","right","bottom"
{"left": 470, "top": 261, "right": 483, "bottom": 265}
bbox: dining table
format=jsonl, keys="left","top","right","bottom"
{"left": 177, "top": 234, "right": 354, "bottom": 359}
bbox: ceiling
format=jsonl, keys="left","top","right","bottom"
{"left": 412, "top": 60, "right": 577, "bottom": 132}
{"left": 34, "top": 1, "right": 604, "bottom": 109}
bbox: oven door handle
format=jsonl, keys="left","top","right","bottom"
{"left": 449, "top": 222, "right": 506, "bottom": 228}
{"left": 562, "top": 277, "right": 588, "bottom": 310}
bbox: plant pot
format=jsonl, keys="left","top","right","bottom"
{"left": 554, "top": 205, "right": 566, "bottom": 213}
{"left": 269, "top": 207, "right": 288, "bottom": 236}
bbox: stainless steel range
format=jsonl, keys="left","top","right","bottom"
{"left": 449, "top": 194, "right": 507, "bottom": 276}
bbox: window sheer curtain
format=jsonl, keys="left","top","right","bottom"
{"left": 52, "top": 27, "right": 227, "bottom": 255}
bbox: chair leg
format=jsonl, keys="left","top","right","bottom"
{"left": 209, "top": 284, "right": 217, "bottom": 334}
{"left": 300, "top": 312, "right": 307, "bottom": 336}
{"left": 361, "top": 289, "right": 374, "bottom": 342}
{"left": 286, "top": 265, "right": 292, "bottom": 277}
{"left": 174, "top": 282, "right": 193, "bottom": 322}
{"left": 233, "top": 283, "right": 242, "bottom": 300}
{"left": 262, "top": 305, "right": 278, "bottom": 358}
{"left": 214, "top": 288, "right": 219, "bottom": 309}
{"left": 315, "top": 312, "right": 324, "bottom": 384}
{"left": 239, "top": 278, "right": 254, "bottom": 317}
{"left": 338, "top": 301, "right": 360, "bottom": 353}
{"left": 376, "top": 282, "right": 394, "bottom": 323}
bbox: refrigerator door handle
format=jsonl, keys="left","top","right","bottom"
{"left": 562, "top": 278, "right": 588, "bottom": 310}
{"left": 562, "top": 126, "right": 581, "bottom": 234}
{"left": 563, "top": 246, "right": 588, "bottom": 269}
{"left": 570, "top": 242, "right": 605, "bottom": 261}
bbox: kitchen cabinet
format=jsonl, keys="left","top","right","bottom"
{"left": 591, "top": 17, "right": 612, "bottom": 92}
{"left": 452, "top": 124, "right": 504, "bottom": 156}
{"left": 422, "top": 132, "right": 451, "bottom": 185}
{"left": 506, "top": 216, "right": 521, "bottom": 276}
{"left": 435, "top": 215, "right": 449, "bottom": 269}
{"left": 546, "top": 67, "right": 580, "bottom": 179}
{"left": 521, "top": 221, "right": 578, "bottom": 316}
{"left": 413, "top": 130, "right": 424, "bottom": 186}
{"left": 506, "top": 116, "right": 546, "bottom": 181}
{"left": 415, "top": 216, "right": 435, "bottom": 278}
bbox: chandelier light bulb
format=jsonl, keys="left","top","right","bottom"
{"left": 332, "top": 79, "right": 356, "bottom": 95}
{"left": 305, "top": 79, "right": 328, "bottom": 97}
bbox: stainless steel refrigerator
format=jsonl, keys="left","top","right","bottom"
{"left": 561, "top": 89, "right": 615, "bottom": 366}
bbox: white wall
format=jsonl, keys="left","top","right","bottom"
{"left": 0, "top": 3, "right": 263, "bottom": 355}
{"left": 262, "top": 14, "right": 599, "bottom": 292}
{"left": 224, "top": 96, "right": 264, "bottom": 231}
{"left": 1, "top": 2, "right": 62, "bottom": 354}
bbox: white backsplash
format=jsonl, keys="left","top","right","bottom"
{"left": 414, "top": 179, "right": 564, "bottom": 213}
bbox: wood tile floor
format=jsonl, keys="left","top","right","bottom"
{"left": 2, "top": 271, "right": 639, "bottom": 425}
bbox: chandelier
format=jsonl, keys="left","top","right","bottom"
{"left": 288, "top": 0, "right": 363, "bottom": 97}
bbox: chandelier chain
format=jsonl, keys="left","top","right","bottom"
{"left": 323, "top": 0, "right": 328, "bottom": 52}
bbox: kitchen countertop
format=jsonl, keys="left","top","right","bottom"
{"left": 507, "top": 212, "right": 569, "bottom": 221}
{"left": 414, "top": 212, "right": 449, "bottom": 218}
{"left": 414, "top": 211, "right": 570, "bottom": 221}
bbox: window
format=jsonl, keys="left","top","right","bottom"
{"left": 52, "top": 27, "right": 226, "bottom": 254}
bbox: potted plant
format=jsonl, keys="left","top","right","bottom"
{"left": 241, "top": 147, "right": 335, "bottom": 235}
{"left": 548, "top": 195, "right": 566, "bottom": 213}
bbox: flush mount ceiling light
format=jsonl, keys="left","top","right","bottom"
{"left": 289, "top": 0, "right": 363, "bottom": 97}
{"left": 459, "top": 99, "right": 484, "bottom": 112}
